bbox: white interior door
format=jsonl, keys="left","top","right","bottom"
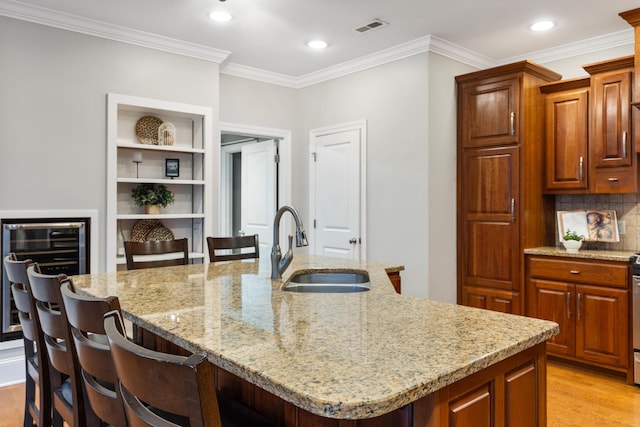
{"left": 311, "top": 124, "right": 365, "bottom": 260}
{"left": 241, "top": 140, "right": 276, "bottom": 256}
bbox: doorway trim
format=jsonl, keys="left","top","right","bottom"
{"left": 309, "top": 119, "right": 367, "bottom": 260}
{"left": 219, "top": 122, "right": 292, "bottom": 236}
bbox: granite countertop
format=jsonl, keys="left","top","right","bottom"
{"left": 525, "top": 246, "right": 636, "bottom": 262}
{"left": 72, "top": 255, "right": 558, "bottom": 420}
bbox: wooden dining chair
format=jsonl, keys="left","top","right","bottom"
{"left": 26, "top": 265, "right": 100, "bottom": 427}
{"left": 207, "top": 235, "right": 259, "bottom": 262}
{"left": 60, "top": 281, "right": 127, "bottom": 427}
{"left": 104, "top": 310, "right": 275, "bottom": 427}
{"left": 3, "top": 254, "right": 53, "bottom": 427}
{"left": 124, "top": 238, "right": 189, "bottom": 270}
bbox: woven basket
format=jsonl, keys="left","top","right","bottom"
{"left": 130, "top": 219, "right": 174, "bottom": 242}
{"left": 135, "top": 116, "right": 163, "bottom": 145}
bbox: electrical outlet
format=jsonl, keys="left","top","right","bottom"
{"left": 618, "top": 220, "right": 626, "bottom": 235}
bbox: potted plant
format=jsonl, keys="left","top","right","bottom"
{"left": 562, "top": 229, "right": 584, "bottom": 253}
{"left": 131, "top": 183, "right": 174, "bottom": 214}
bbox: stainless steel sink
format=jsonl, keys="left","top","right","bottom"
{"left": 283, "top": 270, "right": 370, "bottom": 293}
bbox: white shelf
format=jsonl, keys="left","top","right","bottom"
{"left": 117, "top": 142, "right": 205, "bottom": 154}
{"left": 117, "top": 213, "right": 205, "bottom": 220}
{"left": 117, "top": 178, "right": 205, "bottom": 185}
{"left": 107, "top": 93, "right": 213, "bottom": 272}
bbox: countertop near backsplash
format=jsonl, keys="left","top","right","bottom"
{"left": 525, "top": 246, "right": 636, "bottom": 262}
{"left": 555, "top": 194, "right": 639, "bottom": 251}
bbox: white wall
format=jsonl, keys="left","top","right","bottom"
{"left": 540, "top": 45, "right": 634, "bottom": 79}
{"left": 0, "top": 17, "right": 220, "bottom": 272}
{"left": 427, "top": 54, "right": 476, "bottom": 302}
{"left": 294, "top": 54, "right": 430, "bottom": 297}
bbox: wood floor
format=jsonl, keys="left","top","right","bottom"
{"left": 0, "top": 360, "right": 639, "bottom": 426}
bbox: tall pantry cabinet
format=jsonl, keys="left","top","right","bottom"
{"left": 456, "top": 62, "right": 561, "bottom": 315}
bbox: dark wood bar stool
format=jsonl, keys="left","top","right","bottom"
{"left": 124, "top": 238, "right": 189, "bottom": 270}
{"left": 104, "top": 310, "right": 275, "bottom": 427}
{"left": 207, "top": 235, "right": 259, "bottom": 262}
{"left": 26, "top": 265, "right": 100, "bottom": 427}
{"left": 60, "top": 281, "right": 127, "bottom": 427}
{"left": 3, "top": 254, "right": 53, "bottom": 427}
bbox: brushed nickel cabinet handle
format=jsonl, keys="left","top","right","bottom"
{"left": 510, "top": 112, "right": 515, "bottom": 135}
{"left": 577, "top": 293, "right": 582, "bottom": 320}
{"left": 567, "top": 292, "right": 571, "bottom": 319}
{"left": 579, "top": 157, "right": 583, "bottom": 181}
{"left": 623, "top": 131, "right": 628, "bottom": 157}
{"left": 511, "top": 198, "right": 515, "bottom": 222}
{"left": 570, "top": 270, "right": 580, "bottom": 274}
{"left": 608, "top": 177, "right": 620, "bottom": 182}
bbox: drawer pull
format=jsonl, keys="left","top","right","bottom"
{"left": 608, "top": 177, "right": 619, "bottom": 182}
{"left": 569, "top": 270, "right": 580, "bottom": 274}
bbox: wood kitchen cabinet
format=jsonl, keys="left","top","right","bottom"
{"left": 456, "top": 61, "right": 560, "bottom": 315}
{"left": 539, "top": 78, "right": 590, "bottom": 193}
{"left": 540, "top": 56, "right": 639, "bottom": 194}
{"left": 586, "top": 57, "right": 637, "bottom": 193}
{"left": 526, "top": 255, "right": 630, "bottom": 374}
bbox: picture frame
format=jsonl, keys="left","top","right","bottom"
{"left": 165, "top": 158, "right": 179, "bottom": 178}
{"left": 557, "top": 209, "right": 620, "bottom": 242}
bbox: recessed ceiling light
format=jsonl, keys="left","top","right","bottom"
{"left": 530, "top": 20, "right": 554, "bottom": 31}
{"left": 307, "top": 40, "right": 328, "bottom": 49}
{"left": 209, "top": 11, "right": 232, "bottom": 22}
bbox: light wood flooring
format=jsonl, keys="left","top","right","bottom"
{"left": 0, "top": 360, "right": 639, "bottom": 426}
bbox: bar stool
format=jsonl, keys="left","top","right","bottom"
{"left": 104, "top": 310, "right": 275, "bottom": 427}
{"left": 207, "top": 235, "right": 259, "bottom": 262}
{"left": 26, "top": 265, "right": 100, "bottom": 427}
{"left": 60, "top": 281, "right": 126, "bottom": 427}
{"left": 124, "top": 238, "right": 189, "bottom": 270}
{"left": 3, "top": 254, "right": 53, "bottom": 427}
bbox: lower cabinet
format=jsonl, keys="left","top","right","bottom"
{"left": 526, "top": 255, "right": 629, "bottom": 373}
{"left": 462, "top": 286, "right": 520, "bottom": 314}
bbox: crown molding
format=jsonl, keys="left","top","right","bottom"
{"left": 1, "top": 0, "right": 635, "bottom": 87}
{"left": 499, "top": 29, "right": 634, "bottom": 65}
{"left": 0, "top": 0, "right": 230, "bottom": 63}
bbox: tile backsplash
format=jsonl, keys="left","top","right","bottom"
{"left": 555, "top": 194, "right": 639, "bottom": 251}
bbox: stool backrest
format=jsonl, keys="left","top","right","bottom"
{"left": 207, "top": 235, "right": 259, "bottom": 262}
{"left": 124, "top": 238, "right": 189, "bottom": 270}
{"left": 60, "top": 281, "right": 126, "bottom": 427}
{"left": 104, "top": 310, "right": 222, "bottom": 427}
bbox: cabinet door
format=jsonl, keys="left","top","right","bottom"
{"left": 531, "top": 279, "right": 575, "bottom": 357}
{"left": 544, "top": 88, "right": 589, "bottom": 191}
{"left": 575, "top": 284, "right": 629, "bottom": 369}
{"left": 460, "top": 77, "right": 520, "bottom": 148}
{"left": 448, "top": 383, "right": 492, "bottom": 427}
{"left": 461, "top": 146, "right": 519, "bottom": 293}
{"left": 592, "top": 71, "right": 632, "bottom": 168}
{"left": 462, "top": 286, "right": 518, "bottom": 314}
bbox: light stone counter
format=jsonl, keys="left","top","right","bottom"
{"left": 525, "top": 246, "right": 636, "bottom": 262}
{"left": 73, "top": 255, "right": 558, "bottom": 420}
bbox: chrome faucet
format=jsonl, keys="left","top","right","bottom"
{"left": 271, "top": 205, "right": 309, "bottom": 279}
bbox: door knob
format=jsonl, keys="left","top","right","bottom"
{"left": 349, "top": 238, "right": 358, "bottom": 244}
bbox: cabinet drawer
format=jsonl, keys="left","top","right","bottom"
{"left": 593, "top": 166, "right": 637, "bottom": 194}
{"left": 528, "top": 257, "right": 628, "bottom": 287}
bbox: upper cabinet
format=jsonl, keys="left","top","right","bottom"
{"left": 541, "top": 56, "right": 639, "bottom": 194}
{"left": 540, "top": 78, "right": 590, "bottom": 193}
{"left": 106, "top": 93, "right": 213, "bottom": 272}
{"left": 459, "top": 76, "right": 520, "bottom": 148}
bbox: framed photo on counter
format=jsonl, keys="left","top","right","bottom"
{"left": 557, "top": 209, "right": 619, "bottom": 242}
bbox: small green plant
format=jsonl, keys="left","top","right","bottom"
{"left": 563, "top": 229, "right": 583, "bottom": 241}
{"left": 131, "top": 183, "right": 174, "bottom": 208}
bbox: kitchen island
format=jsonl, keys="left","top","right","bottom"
{"left": 73, "top": 255, "right": 558, "bottom": 427}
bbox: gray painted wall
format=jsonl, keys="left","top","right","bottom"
{"left": 0, "top": 17, "right": 220, "bottom": 272}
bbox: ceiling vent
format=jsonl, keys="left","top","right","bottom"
{"left": 354, "top": 19, "right": 388, "bottom": 34}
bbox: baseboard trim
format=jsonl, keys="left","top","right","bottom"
{"left": 0, "top": 340, "right": 25, "bottom": 387}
